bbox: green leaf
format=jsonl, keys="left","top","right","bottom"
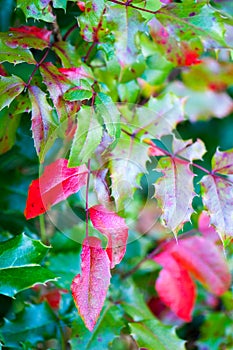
{"left": 129, "top": 319, "right": 185, "bottom": 350}
{"left": 64, "top": 87, "right": 92, "bottom": 101}
{"left": 16, "top": 0, "right": 55, "bottom": 22}
{"left": 68, "top": 106, "right": 103, "bottom": 166}
{"left": 0, "top": 41, "right": 35, "bottom": 65}
{"left": 71, "top": 303, "right": 124, "bottom": 349}
{"left": 0, "top": 233, "right": 57, "bottom": 297}
{"left": 0, "top": 303, "right": 58, "bottom": 348}
{"left": 95, "top": 92, "right": 121, "bottom": 140}
{"left": 0, "top": 30, "right": 50, "bottom": 51}
{"left": 52, "top": 41, "right": 81, "bottom": 67}
{"left": 0, "top": 75, "right": 25, "bottom": 111}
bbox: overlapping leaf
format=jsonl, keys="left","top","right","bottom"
{"left": 201, "top": 148, "right": 233, "bottom": 239}
{"left": 153, "top": 137, "right": 206, "bottom": 234}
{"left": 0, "top": 75, "right": 25, "bottom": 111}
{"left": 16, "top": 0, "right": 56, "bottom": 22}
{"left": 89, "top": 204, "right": 128, "bottom": 268}
{"left": 25, "top": 158, "right": 88, "bottom": 219}
{"left": 153, "top": 236, "right": 231, "bottom": 321}
{"left": 71, "top": 237, "right": 111, "bottom": 331}
{"left": 0, "top": 41, "right": 35, "bottom": 65}
{"left": 0, "top": 233, "right": 56, "bottom": 297}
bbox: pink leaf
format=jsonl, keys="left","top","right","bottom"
{"left": 25, "top": 158, "right": 88, "bottom": 219}
{"left": 154, "top": 252, "right": 196, "bottom": 322}
{"left": 89, "top": 205, "right": 128, "bottom": 268}
{"left": 198, "top": 211, "right": 219, "bottom": 242}
{"left": 10, "top": 26, "right": 52, "bottom": 42}
{"left": 71, "top": 237, "right": 111, "bottom": 331}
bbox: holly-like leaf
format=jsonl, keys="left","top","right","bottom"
{"left": 68, "top": 106, "right": 103, "bottom": 166}
{"left": 110, "top": 132, "right": 150, "bottom": 210}
{"left": 0, "top": 41, "right": 36, "bottom": 65}
{"left": 28, "top": 85, "right": 55, "bottom": 160}
{"left": 0, "top": 26, "right": 51, "bottom": 50}
{"left": 25, "top": 158, "right": 88, "bottom": 219}
{"left": 201, "top": 149, "right": 233, "bottom": 240}
{"left": 64, "top": 85, "right": 92, "bottom": 101}
{"left": 153, "top": 137, "right": 206, "bottom": 234}
{"left": 129, "top": 319, "right": 185, "bottom": 350}
{"left": 89, "top": 204, "right": 128, "bottom": 268}
{"left": 16, "top": 0, "right": 56, "bottom": 22}
{"left": 0, "top": 75, "right": 25, "bottom": 111}
{"left": 0, "top": 233, "right": 56, "bottom": 297}
{"left": 0, "top": 303, "right": 58, "bottom": 347}
{"left": 71, "top": 237, "right": 111, "bottom": 331}
{"left": 52, "top": 42, "right": 81, "bottom": 67}
{"left": 153, "top": 236, "right": 231, "bottom": 321}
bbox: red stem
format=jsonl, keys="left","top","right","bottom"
{"left": 108, "top": 0, "right": 159, "bottom": 14}
{"left": 25, "top": 45, "right": 51, "bottom": 88}
{"left": 62, "top": 23, "right": 78, "bottom": 41}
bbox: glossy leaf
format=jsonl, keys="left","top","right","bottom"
{"left": 129, "top": 319, "right": 185, "bottom": 350}
{"left": 0, "top": 75, "right": 25, "bottom": 111}
{"left": 25, "top": 158, "right": 88, "bottom": 219}
{"left": 68, "top": 106, "right": 103, "bottom": 166}
{"left": 28, "top": 85, "right": 55, "bottom": 160}
{"left": 89, "top": 204, "right": 128, "bottom": 268}
{"left": 16, "top": 0, "right": 56, "bottom": 22}
{"left": 154, "top": 137, "right": 206, "bottom": 233}
{"left": 0, "top": 40, "right": 35, "bottom": 64}
{"left": 71, "top": 237, "right": 111, "bottom": 331}
{"left": 63, "top": 86, "right": 92, "bottom": 101}
{"left": 0, "top": 233, "right": 56, "bottom": 297}
{"left": 52, "top": 41, "right": 81, "bottom": 67}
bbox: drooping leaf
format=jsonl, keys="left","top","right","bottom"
{"left": 89, "top": 204, "right": 128, "bottom": 268}
{"left": 129, "top": 319, "right": 185, "bottom": 350}
{"left": 110, "top": 132, "right": 150, "bottom": 210}
{"left": 16, "top": 0, "right": 56, "bottom": 22}
{"left": 154, "top": 251, "right": 196, "bottom": 322}
{"left": 0, "top": 303, "right": 58, "bottom": 347}
{"left": 153, "top": 236, "right": 231, "bottom": 321}
{"left": 0, "top": 41, "right": 36, "bottom": 65}
{"left": 68, "top": 106, "right": 103, "bottom": 166}
{"left": 0, "top": 233, "right": 56, "bottom": 297}
{"left": 0, "top": 75, "right": 25, "bottom": 111}
{"left": 25, "top": 158, "right": 88, "bottom": 219}
{"left": 71, "top": 302, "right": 124, "bottom": 349}
{"left": 93, "top": 169, "right": 111, "bottom": 206}
{"left": 71, "top": 236, "right": 111, "bottom": 331}
{"left": 52, "top": 41, "right": 81, "bottom": 67}
{"left": 153, "top": 137, "right": 206, "bottom": 234}
{"left": 0, "top": 26, "right": 51, "bottom": 50}
{"left": 28, "top": 85, "right": 55, "bottom": 160}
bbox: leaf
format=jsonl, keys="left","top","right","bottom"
{"left": 16, "top": 0, "right": 56, "bottom": 22}
{"left": 154, "top": 137, "right": 206, "bottom": 234}
{"left": 68, "top": 106, "right": 103, "bottom": 166}
{"left": 153, "top": 236, "right": 231, "bottom": 321}
{"left": 0, "top": 233, "right": 56, "bottom": 297}
{"left": 0, "top": 75, "right": 25, "bottom": 111}
{"left": 110, "top": 132, "right": 150, "bottom": 210}
{"left": 201, "top": 148, "right": 233, "bottom": 240}
{"left": 64, "top": 86, "right": 92, "bottom": 101}
{"left": 0, "top": 41, "right": 36, "bottom": 65}
{"left": 25, "top": 158, "right": 88, "bottom": 219}
{"left": 28, "top": 85, "right": 55, "bottom": 160}
{"left": 71, "top": 236, "right": 111, "bottom": 331}
{"left": 71, "top": 302, "right": 124, "bottom": 349}
{"left": 93, "top": 169, "right": 111, "bottom": 206}
{"left": 0, "top": 303, "right": 58, "bottom": 347}
{"left": 52, "top": 41, "right": 81, "bottom": 67}
{"left": 95, "top": 92, "right": 121, "bottom": 141}
{"left": 129, "top": 319, "right": 185, "bottom": 350}
{"left": 0, "top": 26, "right": 51, "bottom": 50}
{"left": 89, "top": 204, "right": 128, "bottom": 268}
{"left": 154, "top": 251, "right": 196, "bottom": 322}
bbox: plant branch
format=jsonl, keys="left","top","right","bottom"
{"left": 83, "top": 42, "right": 97, "bottom": 63}
{"left": 107, "top": 0, "right": 159, "bottom": 14}
{"left": 39, "top": 214, "right": 47, "bottom": 244}
{"left": 85, "top": 159, "right": 91, "bottom": 238}
{"left": 62, "top": 23, "right": 78, "bottom": 41}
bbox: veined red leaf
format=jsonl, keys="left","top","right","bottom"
{"left": 154, "top": 252, "right": 195, "bottom": 322}
{"left": 10, "top": 26, "right": 51, "bottom": 42}
{"left": 154, "top": 137, "right": 206, "bottom": 234}
{"left": 58, "top": 66, "right": 94, "bottom": 83}
{"left": 25, "top": 158, "right": 88, "bottom": 219}
{"left": 0, "top": 75, "right": 25, "bottom": 111}
{"left": 198, "top": 212, "right": 219, "bottom": 242}
{"left": 153, "top": 236, "right": 231, "bottom": 321}
{"left": 89, "top": 205, "right": 128, "bottom": 268}
{"left": 71, "top": 237, "right": 111, "bottom": 331}
{"left": 28, "top": 85, "right": 55, "bottom": 160}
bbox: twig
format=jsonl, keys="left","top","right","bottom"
{"left": 39, "top": 214, "right": 47, "bottom": 244}
{"left": 62, "top": 23, "right": 78, "bottom": 41}
{"left": 108, "top": 0, "right": 160, "bottom": 14}
{"left": 83, "top": 42, "right": 97, "bottom": 63}
{"left": 85, "top": 159, "right": 91, "bottom": 238}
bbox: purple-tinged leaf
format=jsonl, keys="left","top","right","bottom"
{"left": 0, "top": 41, "right": 36, "bottom": 65}
{"left": 71, "top": 237, "right": 111, "bottom": 331}
{"left": 0, "top": 75, "right": 25, "bottom": 111}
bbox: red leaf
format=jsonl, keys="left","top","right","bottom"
{"left": 10, "top": 26, "right": 51, "bottom": 42}
{"left": 40, "top": 288, "right": 68, "bottom": 310}
{"left": 154, "top": 252, "right": 196, "bottom": 322}
{"left": 71, "top": 237, "right": 111, "bottom": 331}
{"left": 25, "top": 158, "right": 88, "bottom": 219}
{"left": 58, "top": 67, "right": 94, "bottom": 81}
{"left": 89, "top": 205, "right": 128, "bottom": 268}
{"left": 198, "top": 211, "right": 219, "bottom": 242}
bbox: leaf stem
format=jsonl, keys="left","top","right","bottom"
{"left": 85, "top": 159, "right": 91, "bottom": 238}
{"left": 39, "top": 214, "right": 47, "bottom": 244}
{"left": 62, "top": 23, "right": 78, "bottom": 41}
{"left": 108, "top": 0, "right": 160, "bottom": 14}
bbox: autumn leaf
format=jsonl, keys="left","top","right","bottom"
{"left": 0, "top": 75, "right": 25, "bottom": 111}
{"left": 89, "top": 204, "right": 128, "bottom": 268}
{"left": 25, "top": 158, "right": 88, "bottom": 219}
{"left": 71, "top": 237, "right": 111, "bottom": 331}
